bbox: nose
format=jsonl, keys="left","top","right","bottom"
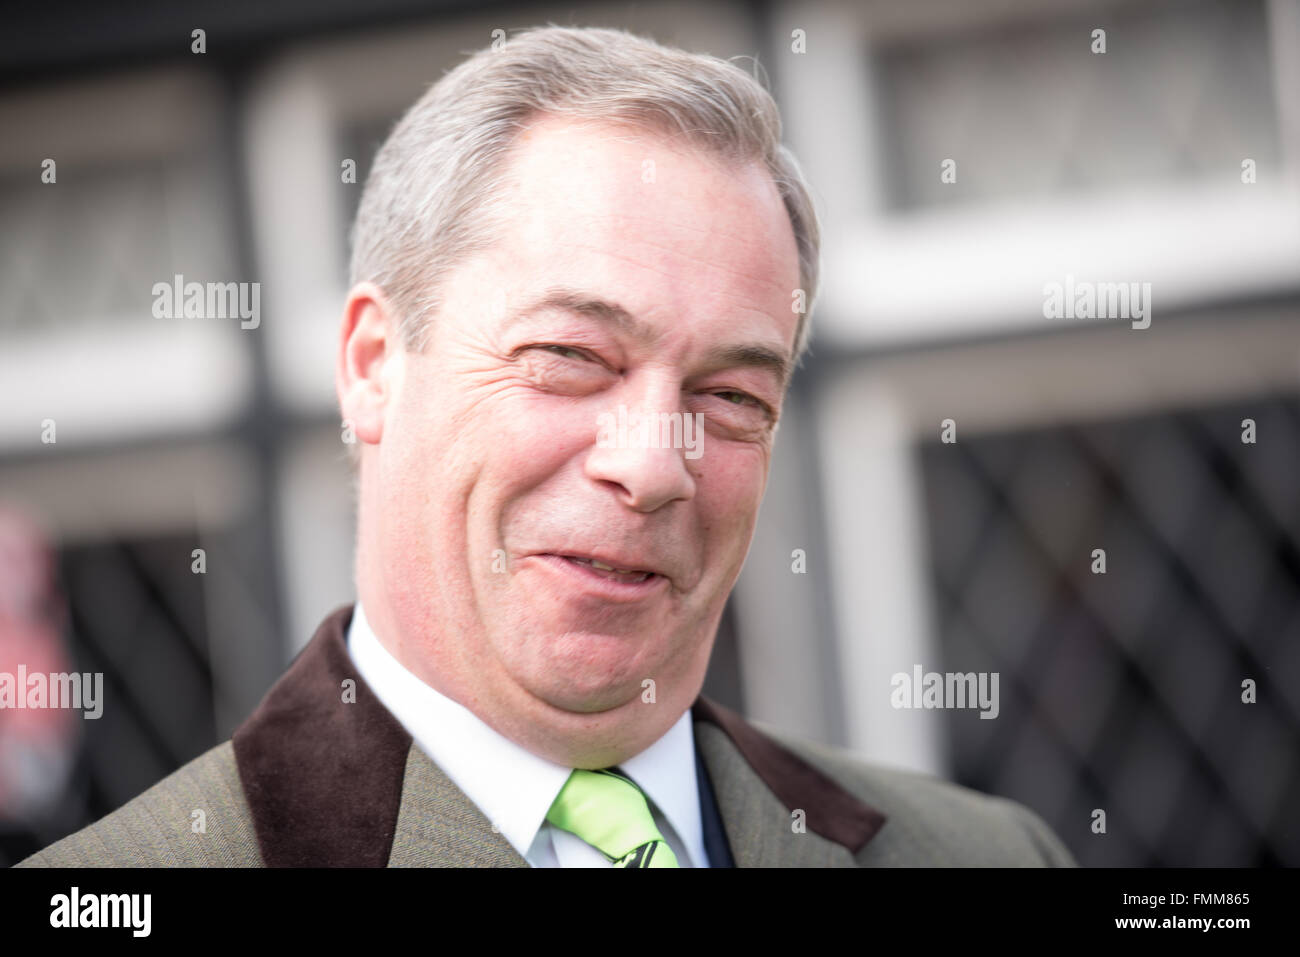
{"left": 584, "top": 385, "right": 698, "bottom": 513}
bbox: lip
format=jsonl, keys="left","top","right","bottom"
{"left": 531, "top": 553, "right": 669, "bottom": 602}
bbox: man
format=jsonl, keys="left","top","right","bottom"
{"left": 19, "top": 25, "right": 1074, "bottom": 868}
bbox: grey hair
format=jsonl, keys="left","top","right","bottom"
{"left": 349, "top": 23, "right": 820, "bottom": 364}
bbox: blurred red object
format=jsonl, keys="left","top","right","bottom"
{"left": 0, "top": 507, "right": 76, "bottom": 819}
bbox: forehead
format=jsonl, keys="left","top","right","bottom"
{"left": 486, "top": 115, "right": 802, "bottom": 353}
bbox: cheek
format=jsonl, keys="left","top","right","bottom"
{"left": 694, "top": 451, "right": 768, "bottom": 561}
{"left": 463, "top": 397, "right": 601, "bottom": 559}
{"left": 377, "top": 386, "right": 476, "bottom": 572}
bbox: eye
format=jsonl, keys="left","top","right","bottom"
{"left": 702, "top": 390, "right": 776, "bottom": 429}
{"left": 712, "top": 390, "right": 761, "bottom": 408}
{"left": 540, "top": 344, "right": 592, "bottom": 362}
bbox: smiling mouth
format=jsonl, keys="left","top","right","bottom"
{"left": 553, "top": 555, "right": 657, "bottom": 585}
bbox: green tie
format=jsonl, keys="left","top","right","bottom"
{"left": 546, "top": 768, "right": 680, "bottom": 868}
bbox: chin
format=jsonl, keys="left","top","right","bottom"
{"left": 504, "top": 623, "right": 651, "bottom": 689}
{"left": 527, "top": 668, "right": 646, "bottom": 715}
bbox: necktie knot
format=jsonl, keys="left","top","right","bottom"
{"left": 546, "top": 769, "right": 680, "bottom": 868}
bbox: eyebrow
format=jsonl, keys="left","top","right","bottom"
{"left": 506, "top": 286, "right": 792, "bottom": 386}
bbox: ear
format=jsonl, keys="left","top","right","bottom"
{"left": 336, "top": 281, "right": 402, "bottom": 447}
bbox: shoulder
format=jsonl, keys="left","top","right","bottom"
{"left": 15, "top": 740, "right": 262, "bottom": 867}
{"left": 763, "top": 725, "right": 1077, "bottom": 867}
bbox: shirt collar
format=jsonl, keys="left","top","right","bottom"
{"left": 345, "top": 601, "right": 706, "bottom": 866}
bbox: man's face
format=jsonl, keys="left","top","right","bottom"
{"left": 356, "top": 116, "right": 801, "bottom": 767}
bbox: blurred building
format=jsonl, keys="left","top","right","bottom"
{"left": 0, "top": 0, "right": 1296, "bottom": 866}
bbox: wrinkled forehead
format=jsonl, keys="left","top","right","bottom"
{"left": 486, "top": 116, "right": 801, "bottom": 351}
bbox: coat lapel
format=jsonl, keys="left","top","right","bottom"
{"left": 234, "top": 603, "right": 531, "bottom": 867}
{"left": 388, "top": 745, "right": 528, "bottom": 867}
{"left": 691, "top": 698, "right": 887, "bottom": 867}
{"left": 232, "top": 605, "right": 411, "bottom": 867}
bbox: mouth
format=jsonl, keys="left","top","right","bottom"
{"left": 551, "top": 554, "right": 658, "bottom": 584}
{"left": 531, "top": 552, "right": 669, "bottom": 597}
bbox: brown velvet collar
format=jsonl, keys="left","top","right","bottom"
{"left": 231, "top": 604, "right": 410, "bottom": 867}
{"left": 232, "top": 604, "right": 885, "bottom": 866}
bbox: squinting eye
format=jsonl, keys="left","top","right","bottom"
{"left": 705, "top": 390, "right": 776, "bottom": 426}
{"left": 542, "top": 345, "right": 590, "bottom": 362}
{"left": 715, "top": 390, "right": 757, "bottom": 406}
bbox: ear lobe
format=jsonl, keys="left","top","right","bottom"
{"left": 336, "top": 282, "right": 400, "bottom": 447}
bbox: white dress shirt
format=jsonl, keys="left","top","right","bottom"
{"left": 345, "top": 601, "right": 709, "bottom": 867}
